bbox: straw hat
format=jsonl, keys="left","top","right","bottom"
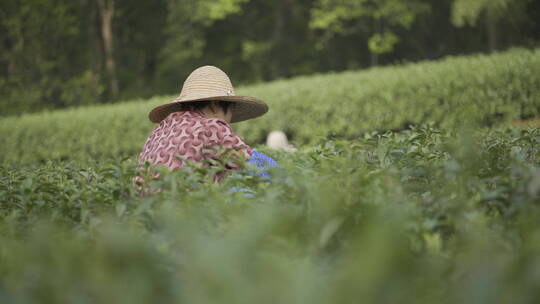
{"left": 149, "top": 65, "right": 268, "bottom": 123}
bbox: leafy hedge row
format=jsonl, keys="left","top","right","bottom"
{"left": 1, "top": 127, "right": 539, "bottom": 303}
{"left": 1, "top": 48, "right": 539, "bottom": 165}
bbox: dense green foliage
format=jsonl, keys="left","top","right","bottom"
{"left": 1, "top": 125, "right": 539, "bottom": 303}
{"left": 310, "top": 0, "right": 431, "bottom": 59}
{"left": 1, "top": 0, "right": 539, "bottom": 116}
{"left": 1, "top": 49, "right": 539, "bottom": 165}
{"left": 1, "top": 45, "right": 539, "bottom": 302}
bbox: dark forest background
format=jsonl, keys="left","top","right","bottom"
{"left": 1, "top": 0, "right": 539, "bottom": 117}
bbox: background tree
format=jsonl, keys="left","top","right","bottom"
{"left": 0, "top": 0, "right": 102, "bottom": 115}
{"left": 451, "top": 0, "right": 533, "bottom": 52}
{"left": 114, "top": 0, "right": 168, "bottom": 99}
{"left": 96, "top": 0, "right": 118, "bottom": 99}
{"left": 0, "top": 0, "right": 538, "bottom": 116}
{"left": 310, "top": 0, "right": 430, "bottom": 65}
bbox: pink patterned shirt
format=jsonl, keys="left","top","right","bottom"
{"left": 138, "top": 110, "right": 253, "bottom": 173}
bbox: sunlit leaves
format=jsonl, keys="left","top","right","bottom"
{"left": 310, "top": 0, "right": 430, "bottom": 54}
{"left": 451, "top": 0, "right": 517, "bottom": 27}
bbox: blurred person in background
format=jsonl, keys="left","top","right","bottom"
{"left": 267, "top": 130, "right": 297, "bottom": 152}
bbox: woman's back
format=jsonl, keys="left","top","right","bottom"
{"left": 138, "top": 110, "right": 252, "bottom": 171}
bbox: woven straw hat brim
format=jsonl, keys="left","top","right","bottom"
{"left": 149, "top": 65, "right": 268, "bottom": 123}
{"left": 148, "top": 95, "right": 268, "bottom": 124}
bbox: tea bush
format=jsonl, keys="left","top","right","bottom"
{"left": 1, "top": 48, "right": 539, "bottom": 165}
{"left": 1, "top": 126, "right": 539, "bottom": 303}
{"left": 1, "top": 48, "right": 539, "bottom": 302}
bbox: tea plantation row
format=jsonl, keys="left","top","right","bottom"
{"left": 1, "top": 126, "right": 539, "bottom": 303}
{"left": 1, "top": 48, "right": 539, "bottom": 165}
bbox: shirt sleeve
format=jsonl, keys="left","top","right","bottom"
{"left": 247, "top": 150, "right": 279, "bottom": 182}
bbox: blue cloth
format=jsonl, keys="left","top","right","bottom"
{"left": 247, "top": 150, "right": 279, "bottom": 180}
{"left": 228, "top": 150, "right": 279, "bottom": 197}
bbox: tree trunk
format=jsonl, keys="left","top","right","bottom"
{"left": 96, "top": 0, "right": 118, "bottom": 99}
{"left": 370, "top": 52, "right": 379, "bottom": 66}
{"left": 270, "top": 0, "right": 286, "bottom": 79}
{"left": 486, "top": 10, "right": 498, "bottom": 53}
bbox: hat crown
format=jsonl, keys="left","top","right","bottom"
{"left": 179, "top": 66, "right": 235, "bottom": 100}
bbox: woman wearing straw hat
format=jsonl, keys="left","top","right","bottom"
{"left": 137, "top": 65, "right": 278, "bottom": 185}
